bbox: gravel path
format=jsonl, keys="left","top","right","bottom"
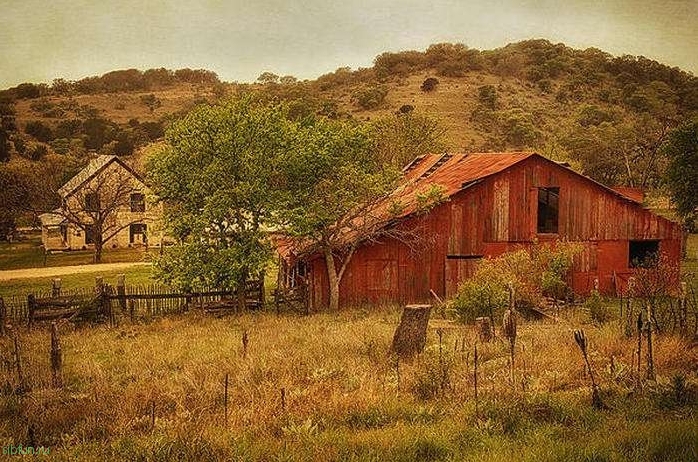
{"left": 0, "top": 262, "right": 151, "bottom": 281}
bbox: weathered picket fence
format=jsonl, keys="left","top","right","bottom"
{"left": 0, "top": 275, "right": 265, "bottom": 327}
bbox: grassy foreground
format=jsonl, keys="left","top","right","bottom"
{"left": 1, "top": 308, "right": 697, "bottom": 461}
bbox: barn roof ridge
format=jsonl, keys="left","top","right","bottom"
{"left": 406, "top": 151, "right": 648, "bottom": 207}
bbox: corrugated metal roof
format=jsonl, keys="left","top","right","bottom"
{"left": 389, "top": 152, "right": 536, "bottom": 218}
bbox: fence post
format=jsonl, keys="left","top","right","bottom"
{"left": 129, "top": 300, "right": 136, "bottom": 323}
{"left": 13, "top": 332, "right": 26, "bottom": 393}
{"left": 117, "top": 274, "right": 127, "bottom": 312}
{"left": 680, "top": 282, "right": 687, "bottom": 333}
{"left": 0, "top": 297, "right": 5, "bottom": 337}
{"left": 27, "top": 294, "right": 36, "bottom": 328}
{"left": 51, "top": 322, "right": 63, "bottom": 388}
{"left": 259, "top": 272, "right": 266, "bottom": 310}
{"left": 52, "top": 278, "right": 61, "bottom": 297}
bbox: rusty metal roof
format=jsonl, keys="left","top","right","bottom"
{"left": 390, "top": 152, "right": 536, "bottom": 218}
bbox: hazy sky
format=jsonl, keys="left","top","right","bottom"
{"left": 1, "top": 0, "right": 696, "bottom": 88}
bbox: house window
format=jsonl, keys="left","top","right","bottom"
{"left": 85, "top": 193, "right": 100, "bottom": 212}
{"left": 537, "top": 187, "right": 559, "bottom": 234}
{"left": 629, "top": 240, "right": 659, "bottom": 268}
{"left": 130, "top": 193, "right": 145, "bottom": 212}
{"left": 129, "top": 223, "right": 147, "bottom": 244}
{"left": 84, "top": 224, "right": 95, "bottom": 244}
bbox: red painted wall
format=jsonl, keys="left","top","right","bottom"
{"left": 304, "top": 156, "right": 683, "bottom": 310}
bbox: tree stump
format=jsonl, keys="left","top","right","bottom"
{"left": 475, "top": 317, "right": 492, "bottom": 342}
{"left": 390, "top": 305, "right": 431, "bottom": 360}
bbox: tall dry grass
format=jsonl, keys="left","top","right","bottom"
{"left": 0, "top": 306, "right": 696, "bottom": 461}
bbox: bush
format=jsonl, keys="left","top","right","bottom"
{"left": 25, "top": 120, "right": 54, "bottom": 142}
{"left": 354, "top": 86, "right": 388, "bottom": 110}
{"left": 454, "top": 242, "right": 581, "bottom": 323}
{"left": 421, "top": 77, "right": 439, "bottom": 92}
{"left": 477, "top": 85, "right": 498, "bottom": 110}
{"left": 586, "top": 291, "right": 611, "bottom": 324}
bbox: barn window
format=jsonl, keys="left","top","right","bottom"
{"left": 537, "top": 187, "right": 559, "bottom": 234}
{"left": 130, "top": 193, "right": 145, "bottom": 212}
{"left": 85, "top": 193, "right": 100, "bottom": 212}
{"left": 629, "top": 240, "right": 659, "bottom": 268}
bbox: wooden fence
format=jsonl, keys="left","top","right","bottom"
{"left": 1, "top": 275, "right": 265, "bottom": 327}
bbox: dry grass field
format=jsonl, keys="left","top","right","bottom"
{"left": 1, "top": 305, "right": 697, "bottom": 461}
{"left": 0, "top": 235, "right": 694, "bottom": 460}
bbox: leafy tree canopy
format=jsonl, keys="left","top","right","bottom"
{"left": 662, "top": 118, "right": 698, "bottom": 229}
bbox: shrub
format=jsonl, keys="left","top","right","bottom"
{"left": 354, "top": 86, "right": 388, "bottom": 110}
{"left": 398, "top": 104, "right": 414, "bottom": 114}
{"left": 477, "top": 85, "right": 498, "bottom": 110}
{"left": 420, "top": 77, "right": 439, "bottom": 92}
{"left": 454, "top": 242, "right": 581, "bottom": 323}
{"left": 411, "top": 348, "right": 454, "bottom": 400}
{"left": 25, "top": 120, "right": 54, "bottom": 142}
{"left": 586, "top": 291, "right": 611, "bottom": 324}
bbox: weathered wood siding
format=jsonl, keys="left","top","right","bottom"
{"left": 305, "top": 155, "right": 682, "bottom": 309}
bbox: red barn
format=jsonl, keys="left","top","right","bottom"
{"left": 281, "top": 152, "right": 683, "bottom": 310}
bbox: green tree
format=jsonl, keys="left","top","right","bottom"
{"left": 147, "top": 98, "right": 289, "bottom": 309}
{"left": 276, "top": 118, "right": 404, "bottom": 311}
{"left": 140, "top": 93, "right": 162, "bottom": 112}
{"left": 257, "top": 72, "right": 280, "bottom": 84}
{"left": 663, "top": 119, "right": 698, "bottom": 230}
{"left": 370, "top": 112, "right": 446, "bottom": 167}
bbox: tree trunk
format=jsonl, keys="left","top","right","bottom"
{"left": 325, "top": 249, "right": 340, "bottom": 311}
{"left": 237, "top": 271, "right": 248, "bottom": 312}
{"left": 94, "top": 239, "right": 103, "bottom": 264}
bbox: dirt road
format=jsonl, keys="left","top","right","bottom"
{"left": 0, "top": 262, "right": 151, "bottom": 281}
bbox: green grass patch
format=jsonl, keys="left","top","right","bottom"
{"left": 0, "top": 265, "right": 155, "bottom": 296}
{"left": 0, "top": 235, "right": 154, "bottom": 270}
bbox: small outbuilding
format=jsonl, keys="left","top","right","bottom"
{"left": 281, "top": 152, "right": 683, "bottom": 310}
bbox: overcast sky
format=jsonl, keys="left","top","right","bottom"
{"left": 1, "top": 0, "right": 696, "bottom": 88}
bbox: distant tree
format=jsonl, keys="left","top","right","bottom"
{"left": 420, "top": 77, "right": 439, "bottom": 92}
{"left": 143, "top": 68, "right": 175, "bottom": 88}
{"left": 100, "top": 69, "right": 145, "bottom": 92}
{"left": 576, "top": 105, "right": 615, "bottom": 127}
{"left": 500, "top": 108, "right": 540, "bottom": 149}
{"left": 662, "top": 119, "right": 698, "bottom": 230}
{"left": 371, "top": 112, "right": 446, "bottom": 167}
{"left": 140, "top": 93, "right": 162, "bottom": 112}
{"left": 398, "top": 104, "right": 414, "bottom": 114}
{"left": 257, "top": 72, "right": 280, "bottom": 84}
{"left": 25, "top": 142, "right": 49, "bottom": 161}
{"left": 279, "top": 75, "right": 298, "bottom": 85}
{"left": 354, "top": 86, "right": 388, "bottom": 110}
{"left": 51, "top": 78, "right": 74, "bottom": 95}
{"left": 25, "top": 120, "right": 53, "bottom": 142}
{"left": 82, "top": 117, "right": 115, "bottom": 150}
{"left": 374, "top": 50, "right": 426, "bottom": 80}
{"left": 55, "top": 119, "right": 83, "bottom": 139}
{"left": 0, "top": 159, "right": 62, "bottom": 238}
{"left": 140, "top": 121, "right": 165, "bottom": 140}
{"left": 477, "top": 85, "right": 498, "bottom": 110}
{"left": 0, "top": 128, "right": 10, "bottom": 162}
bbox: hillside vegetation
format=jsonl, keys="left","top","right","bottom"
{"left": 1, "top": 40, "right": 697, "bottom": 230}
